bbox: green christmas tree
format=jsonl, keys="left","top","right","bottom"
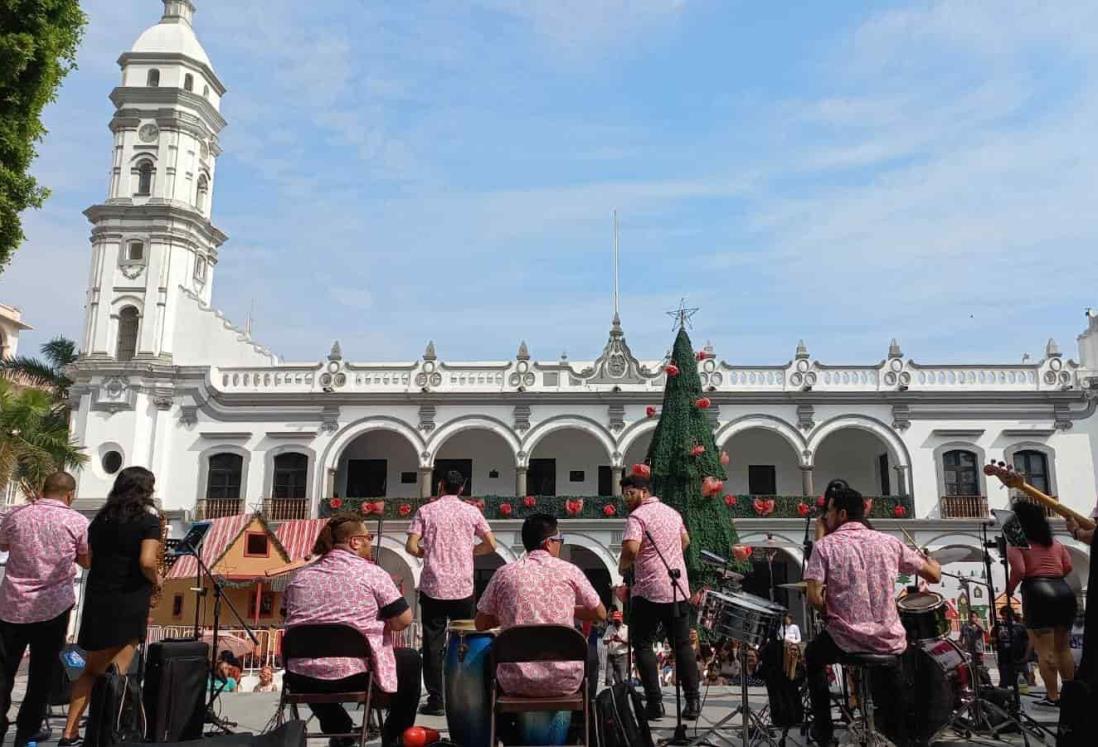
{"left": 644, "top": 326, "right": 744, "bottom": 588}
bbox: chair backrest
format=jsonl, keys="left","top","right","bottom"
{"left": 492, "top": 624, "right": 588, "bottom": 666}
{"left": 282, "top": 623, "right": 371, "bottom": 662}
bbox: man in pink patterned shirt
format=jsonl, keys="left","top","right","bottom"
{"left": 405, "top": 469, "right": 496, "bottom": 714}
{"left": 283, "top": 514, "right": 420, "bottom": 747}
{"left": 0, "top": 472, "right": 89, "bottom": 747}
{"left": 475, "top": 513, "right": 606, "bottom": 697}
{"left": 804, "top": 480, "right": 940, "bottom": 746}
{"left": 618, "top": 473, "right": 700, "bottom": 721}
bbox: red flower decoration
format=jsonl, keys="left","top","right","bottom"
{"left": 565, "top": 498, "right": 584, "bottom": 516}
{"left": 465, "top": 498, "right": 486, "bottom": 512}
{"left": 603, "top": 504, "right": 617, "bottom": 517}
{"left": 695, "top": 351, "right": 707, "bottom": 361}
{"left": 523, "top": 495, "right": 537, "bottom": 508}
{"left": 632, "top": 463, "right": 651, "bottom": 479}
{"left": 724, "top": 494, "right": 737, "bottom": 507}
{"left": 361, "top": 500, "right": 384, "bottom": 515}
{"left": 691, "top": 444, "right": 705, "bottom": 457}
{"left": 499, "top": 502, "right": 513, "bottom": 517}
{"left": 732, "top": 545, "right": 753, "bottom": 562}
{"left": 646, "top": 406, "right": 657, "bottom": 418}
{"left": 329, "top": 498, "right": 343, "bottom": 509}
{"left": 695, "top": 397, "right": 711, "bottom": 410}
{"left": 753, "top": 498, "right": 775, "bottom": 517}
{"left": 816, "top": 495, "right": 826, "bottom": 508}
{"left": 701, "top": 476, "right": 724, "bottom": 497}
{"left": 720, "top": 450, "right": 731, "bottom": 466}
{"left": 893, "top": 505, "right": 907, "bottom": 518}
{"left": 797, "top": 502, "right": 811, "bottom": 517}
{"left": 665, "top": 363, "right": 680, "bottom": 377}
{"left": 863, "top": 499, "right": 874, "bottom": 516}
{"left": 398, "top": 503, "right": 412, "bottom": 517}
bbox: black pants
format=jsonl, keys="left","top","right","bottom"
{"left": 284, "top": 648, "right": 420, "bottom": 747}
{"left": 419, "top": 593, "right": 473, "bottom": 704}
{"left": 806, "top": 631, "right": 907, "bottom": 744}
{"left": 0, "top": 609, "right": 71, "bottom": 742}
{"left": 630, "top": 597, "right": 699, "bottom": 701}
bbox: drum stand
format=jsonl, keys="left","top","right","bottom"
{"left": 687, "top": 644, "right": 778, "bottom": 747}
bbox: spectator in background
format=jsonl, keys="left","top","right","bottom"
{"left": 959, "top": 612, "right": 986, "bottom": 663}
{"left": 253, "top": 665, "right": 277, "bottom": 693}
{"left": 991, "top": 606, "right": 1030, "bottom": 691}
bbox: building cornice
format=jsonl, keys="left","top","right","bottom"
{"left": 109, "top": 85, "right": 227, "bottom": 132}
{"left": 116, "top": 52, "right": 227, "bottom": 96}
{"left": 84, "top": 202, "right": 228, "bottom": 247}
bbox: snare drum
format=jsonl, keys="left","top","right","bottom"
{"left": 700, "top": 590, "right": 785, "bottom": 647}
{"left": 897, "top": 591, "right": 950, "bottom": 641}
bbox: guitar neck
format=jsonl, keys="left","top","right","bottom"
{"left": 1012, "top": 482, "right": 1096, "bottom": 531}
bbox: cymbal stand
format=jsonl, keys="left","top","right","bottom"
{"left": 687, "top": 643, "right": 779, "bottom": 747}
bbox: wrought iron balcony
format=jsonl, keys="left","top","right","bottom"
{"left": 195, "top": 497, "right": 244, "bottom": 520}
{"left": 939, "top": 495, "right": 989, "bottom": 519}
{"left": 262, "top": 497, "right": 310, "bottom": 521}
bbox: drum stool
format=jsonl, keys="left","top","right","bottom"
{"left": 838, "top": 652, "right": 898, "bottom": 747}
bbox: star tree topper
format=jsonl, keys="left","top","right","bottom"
{"left": 666, "top": 298, "right": 700, "bottom": 330}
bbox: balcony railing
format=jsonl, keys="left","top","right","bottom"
{"left": 262, "top": 497, "right": 310, "bottom": 521}
{"left": 196, "top": 497, "right": 244, "bottom": 520}
{"left": 939, "top": 495, "right": 989, "bottom": 519}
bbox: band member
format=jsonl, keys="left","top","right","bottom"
{"left": 284, "top": 513, "right": 421, "bottom": 747}
{"left": 603, "top": 611, "right": 630, "bottom": 686}
{"left": 0, "top": 473, "right": 88, "bottom": 747}
{"left": 63, "top": 467, "right": 162, "bottom": 747}
{"left": 1006, "top": 500, "right": 1076, "bottom": 706}
{"left": 618, "top": 473, "right": 701, "bottom": 721}
{"left": 405, "top": 469, "right": 496, "bottom": 715}
{"left": 475, "top": 514, "right": 606, "bottom": 696}
{"left": 804, "top": 480, "right": 941, "bottom": 746}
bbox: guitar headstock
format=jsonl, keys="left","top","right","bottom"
{"left": 983, "top": 460, "right": 1024, "bottom": 489}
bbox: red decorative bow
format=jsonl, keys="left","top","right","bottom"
{"left": 632, "top": 463, "right": 651, "bottom": 479}
{"left": 329, "top": 498, "right": 343, "bottom": 509}
{"left": 665, "top": 362, "right": 680, "bottom": 377}
{"left": 893, "top": 505, "right": 907, "bottom": 518}
{"left": 398, "top": 503, "right": 413, "bottom": 517}
{"left": 695, "top": 397, "right": 711, "bottom": 410}
{"left": 691, "top": 444, "right": 705, "bottom": 457}
{"left": 602, "top": 504, "right": 617, "bottom": 517}
{"left": 732, "top": 545, "right": 753, "bottom": 561}
{"left": 360, "top": 500, "right": 384, "bottom": 515}
{"left": 753, "top": 498, "right": 775, "bottom": 517}
{"left": 565, "top": 498, "right": 584, "bottom": 516}
{"left": 720, "top": 450, "right": 731, "bottom": 466}
{"left": 646, "top": 406, "right": 657, "bottom": 418}
{"left": 701, "top": 476, "right": 724, "bottom": 497}
{"left": 523, "top": 495, "right": 537, "bottom": 508}
{"left": 797, "top": 502, "right": 811, "bottom": 517}
{"left": 499, "top": 502, "right": 513, "bottom": 517}
{"left": 724, "top": 494, "right": 737, "bottom": 507}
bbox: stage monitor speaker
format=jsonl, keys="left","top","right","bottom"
{"left": 144, "top": 639, "right": 210, "bottom": 742}
{"left": 150, "top": 720, "right": 305, "bottom": 747}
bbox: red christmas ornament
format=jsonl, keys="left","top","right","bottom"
{"left": 863, "top": 498, "right": 874, "bottom": 516}
{"left": 665, "top": 362, "right": 680, "bottom": 377}
{"left": 523, "top": 495, "right": 537, "bottom": 508}
{"left": 398, "top": 503, "right": 412, "bottom": 517}
{"left": 724, "top": 494, "right": 737, "bottom": 507}
{"left": 603, "top": 504, "right": 617, "bottom": 517}
{"left": 402, "top": 726, "right": 441, "bottom": 747}
{"left": 816, "top": 495, "right": 826, "bottom": 508}
{"left": 329, "top": 498, "right": 343, "bottom": 509}
{"left": 565, "top": 499, "right": 584, "bottom": 516}
{"left": 797, "top": 502, "right": 811, "bottom": 517}
{"left": 753, "top": 498, "right": 775, "bottom": 517}
{"left": 499, "top": 502, "right": 513, "bottom": 517}
{"left": 632, "top": 463, "right": 651, "bottom": 479}
{"left": 691, "top": 444, "right": 705, "bottom": 457}
{"left": 695, "top": 397, "right": 711, "bottom": 410}
{"left": 732, "top": 545, "right": 753, "bottom": 562}
{"left": 893, "top": 505, "right": 907, "bottom": 518}
{"left": 701, "top": 476, "right": 724, "bottom": 497}
{"left": 646, "top": 406, "right": 657, "bottom": 418}
{"left": 720, "top": 450, "right": 731, "bottom": 466}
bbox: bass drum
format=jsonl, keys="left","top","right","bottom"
{"left": 881, "top": 638, "right": 970, "bottom": 745}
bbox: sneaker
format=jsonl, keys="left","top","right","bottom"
{"left": 418, "top": 699, "right": 445, "bottom": 716}
{"left": 1036, "top": 697, "right": 1060, "bottom": 707}
{"left": 644, "top": 699, "right": 665, "bottom": 721}
{"left": 58, "top": 737, "right": 84, "bottom": 747}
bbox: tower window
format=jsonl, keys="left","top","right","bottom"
{"left": 116, "top": 306, "right": 140, "bottom": 362}
{"left": 126, "top": 241, "right": 144, "bottom": 262}
{"left": 203, "top": 85, "right": 210, "bottom": 98}
{"left": 194, "top": 257, "right": 207, "bottom": 283}
{"left": 147, "top": 69, "right": 160, "bottom": 87}
{"left": 136, "top": 161, "right": 153, "bottom": 196}
{"left": 184, "top": 73, "right": 194, "bottom": 92}
{"left": 196, "top": 174, "right": 209, "bottom": 211}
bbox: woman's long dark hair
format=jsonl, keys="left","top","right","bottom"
{"left": 1012, "top": 499, "right": 1053, "bottom": 548}
{"left": 97, "top": 466, "right": 157, "bottom": 522}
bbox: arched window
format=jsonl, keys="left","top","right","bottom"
{"left": 206, "top": 453, "right": 243, "bottom": 500}
{"left": 273, "top": 453, "right": 308, "bottom": 499}
{"left": 1013, "top": 450, "right": 1050, "bottom": 494}
{"left": 126, "top": 240, "right": 144, "bottom": 262}
{"left": 136, "top": 161, "right": 153, "bottom": 196}
{"left": 183, "top": 73, "right": 194, "bottom": 92}
{"left": 203, "top": 85, "right": 210, "bottom": 98}
{"left": 116, "top": 306, "right": 140, "bottom": 361}
{"left": 942, "top": 449, "right": 980, "bottom": 496}
{"left": 147, "top": 69, "right": 160, "bottom": 87}
{"left": 196, "top": 174, "right": 208, "bottom": 211}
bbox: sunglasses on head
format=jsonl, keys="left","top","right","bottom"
{"left": 544, "top": 532, "right": 564, "bottom": 545}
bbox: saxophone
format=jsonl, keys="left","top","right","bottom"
{"left": 150, "top": 511, "right": 168, "bottom": 608}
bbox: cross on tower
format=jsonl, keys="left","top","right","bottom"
{"left": 666, "top": 298, "right": 699, "bottom": 330}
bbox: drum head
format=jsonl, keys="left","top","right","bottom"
{"left": 898, "top": 591, "right": 943, "bottom": 611}
{"left": 448, "top": 619, "right": 479, "bottom": 633}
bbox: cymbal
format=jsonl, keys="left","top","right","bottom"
{"left": 929, "top": 546, "right": 984, "bottom": 565}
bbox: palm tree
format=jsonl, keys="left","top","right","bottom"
{"left": 0, "top": 379, "right": 86, "bottom": 498}
{"left": 0, "top": 335, "right": 77, "bottom": 404}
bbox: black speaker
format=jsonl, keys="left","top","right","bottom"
{"left": 151, "top": 721, "right": 305, "bottom": 747}
{"left": 143, "top": 639, "right": 210, "bottom": 742}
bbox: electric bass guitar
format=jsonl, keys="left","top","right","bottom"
{"left": 982, "top": 461, "right": 1095, "bottom": 530}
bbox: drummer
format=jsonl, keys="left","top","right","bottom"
{"left": 475, "top": 514, "right": 606, "bottom": 697}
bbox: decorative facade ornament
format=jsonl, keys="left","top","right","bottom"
{"left": 795, "top": 340, "right": 809, "bottom": 360}
{"left": 892, "top": 403, "right": 911, "bottom": 431}
{"left": 888, "top": 338, "right": 903, "bottom": 359}
{"left": 578, "top": 314, "right": 653, "bottom": 385}
{"left": 796, "top": 404, "right": 815, "bottom": 431}
{"left": 179, "top": 404, "right": 198, "bottom": 426}
{"left": 91, "top": 377, "right": 136, "bottom": 413}
{"left": 152, "top": 389, "right": 173, "bottom": 410}
{"left": 328, "top": 340, "right": 343, "bottom": 362}
{"left": 120, "top": 263, "right": 145, "bottom": 280}
{"left": 513, "top": 404, "right": 531, "bottom": 432}
{"left": 320, "top": 405, "right": 340, "bottom": 434}
{"left": 418, "top": 404, "right": 437, "bottom": 433}
{"left": 423, "top": 340, "right": 437, "bottom": 361}
{"left": 516, "top": 341, "right": 530, "bottom": 361}
{"left": 1045, "top": 338, "right": 1061, "bottom": 358}
{"left": 705, "top": 401, "right": 720, "bottom": 427}
{"left": 608, "top": 403, "right": 626, "bottom": 432}
{"left": 1054, "top": 402, "right": 1073, "bottom": 431}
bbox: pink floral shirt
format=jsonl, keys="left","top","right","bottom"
{"left": 0, "top": 499, "right": 89, "bottom": 624}
{"left": 804, "top": 522, "right": 925, "bottom": 654}
{"left": 623, "top": 497, "right": 690, "bottom": 603}
{"left": 477, "top": 550, "right": 601, "bottom": 697}
{"left": 283, "top": 549, "right": 404, "bottom": 692}
{"left": 408, "top": 494, "right": 491, "bottom": 600}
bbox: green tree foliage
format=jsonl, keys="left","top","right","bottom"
{"left": 0, "top": 0, "right": 87, "bottom": 269}
{"left": 645, "top": 327, "right": 744, "bottom": 587}
{"left": 0, "top": 377, "right": 86, "bottom": 497}
{"left": 0, "top": 333, "right": 77, "bottom": 405}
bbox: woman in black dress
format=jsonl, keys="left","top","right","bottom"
{"left": 61, "top": 467, "right": 162, "bottom": 745}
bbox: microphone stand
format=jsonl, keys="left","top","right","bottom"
{"left": 644, "top": 529, "right": 691, "bottom": 746}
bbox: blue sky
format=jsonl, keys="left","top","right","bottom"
{"left": 3, "top": 0, "right": 1098, "bottom": 365}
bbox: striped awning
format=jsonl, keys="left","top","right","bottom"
{"left": 168, "top": 514, "right": 252, "bottom": 579}
{"left": 275, "top": 518, "right": 329, "bottom": 562}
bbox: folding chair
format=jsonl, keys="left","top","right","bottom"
{"left": 276, "top": 623, "right": 377, "bottom": 746}
{"left": 488, "top": 624, "right": 591, "bottom": 747}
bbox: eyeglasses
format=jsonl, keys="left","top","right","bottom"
{"left": 349, "top": 533, "right": 374, "bottom": 543}
{"left": 544, "top": 533, "right": 565, "bottom": 545}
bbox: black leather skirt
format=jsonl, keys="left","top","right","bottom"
{"left": 1020, "top": 576, "right": 1077, "bottom": 630}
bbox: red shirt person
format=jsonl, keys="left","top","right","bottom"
{"left": 475, "top": 513, "right": 605, "bottom": 696}
{"left": 405, "top": 469, "right": 496, "bottom": 714}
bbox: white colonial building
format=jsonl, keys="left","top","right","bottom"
{"left": 66, "top": 1, "right": 1098, "bottom": 625}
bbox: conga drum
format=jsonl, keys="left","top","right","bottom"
{"left": 444, "top": 620, "right": 495, "bottom": 747}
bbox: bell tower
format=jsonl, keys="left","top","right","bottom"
{"left": 81, "top": 0, "right": 227, "bottom": 362}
